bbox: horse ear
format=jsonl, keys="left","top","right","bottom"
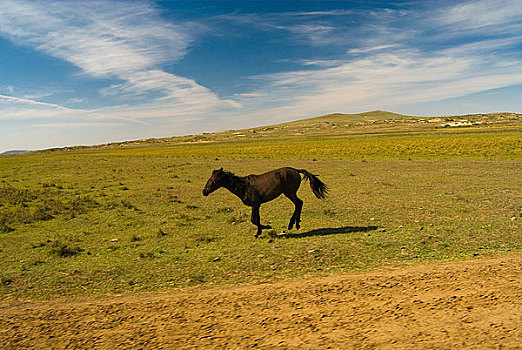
{"left": 219, "top": 167, "right": 223, "bottom": 171}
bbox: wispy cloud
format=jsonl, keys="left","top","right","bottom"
{"left": 0, "top": 0, "right": 191, "bottom": 78}
{"left": 282, "top": 24, "right": 335, "bottom": 46}
{"left": 441, "top": 0, "right": 522, "bottom": 32}
{"left": 102, "top": 70, "right": 219, "bottom": 104}
{"left": 0, "top": 94, "right": 72, "bottom": 110}
{"left": 230, "top": 1, "right": 522, "bottom": 121}
{"left": 348, "top": 44, "right": 400, "bottom": 54}
{"left": 0, "top": 0, "right": 232, "bottom": 123}
{"left": 32, "top": 122, "right": 125, "bottom": 129}
{"left": 214, "top": 11, "right": 353, "bottom": 47}
{"left": 0, "top": 85, "right": 15, "bottom": 94}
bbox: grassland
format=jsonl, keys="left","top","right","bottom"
{"left": 0, "top": 111, "right": 521, "bottom": 300}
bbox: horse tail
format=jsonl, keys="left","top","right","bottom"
{"left": 297, "top": 169, "right": 328, "bottom": 199}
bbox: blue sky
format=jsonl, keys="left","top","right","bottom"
{"left": 1, "top": 0, "right": 522, "bottom": 152}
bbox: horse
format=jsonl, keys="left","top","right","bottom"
{"left": 203, "top": 167, "right": 328, "bottom": 237}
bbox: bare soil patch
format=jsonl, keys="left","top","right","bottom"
{"left": 1, "top": 254, "right": 520, "bottom": 349}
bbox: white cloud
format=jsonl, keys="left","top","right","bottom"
{"left": 0, "top": 94, "right": 72, "bottom": 110}
{"left": 235, "top": 43, "right": 522, "bottom": 123}
{"left": 233, "top": 93, "right": 264, "bottom": 98}
{"left": 0, "top": 0, "right": 234, "bottom": 128}
{"left": 0, "top": 0, "right": 191, "bottom": 78}
{"left": 348, "top": 44, "right": 400, "bottom": 54}
{"left": 225, "top": 0, "right": 522, "bottom": 122}
{"left": 291, "top": 10, "right": 353, "bottom": 17}
{"left": 215, "top": 12, "right": 351, "bottom": 47}
{"left": 281, "top": 24, "right": 336, "bottom": 46}
{"left": 103, "top": 70, "right": 218, "bottom": 103}
{"left": 1, "top": 86, "right": 15, "bottom": 94}
{"left": 32, "top": 122, "right": 124, "bottom": 128}
{"left": 441, "top": 0, "right": 522, "bottom": 32}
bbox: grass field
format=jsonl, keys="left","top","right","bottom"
{"left": 1, "top": 111, "right": 521, "bottom": 300}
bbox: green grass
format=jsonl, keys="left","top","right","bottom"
{"left": 0, "top": 112, "right": 521, "bottom": 300}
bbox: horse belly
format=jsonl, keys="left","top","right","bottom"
{"left": 253, "top": 177, "right": 284, "bottom": 202}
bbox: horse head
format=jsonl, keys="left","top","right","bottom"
{"left": 203, "top": 168, "right": 225, "bottom": 196}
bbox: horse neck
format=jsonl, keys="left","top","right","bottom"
{"left": 222, "top": 173, "right": 248, "bottom": 199}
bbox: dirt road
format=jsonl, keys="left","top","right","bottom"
{"left": 1, "top": 254, "right": 521, "bottom": 349}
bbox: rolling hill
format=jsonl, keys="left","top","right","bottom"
{"left": 39, "top": 110, "right": 522, "bottom": 153}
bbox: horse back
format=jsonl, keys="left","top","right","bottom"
{"left": 247, "top": 167, "right": 301, "bottom": 202}
{"left": 249, "top": 167, "right": 300, "bottom": 183}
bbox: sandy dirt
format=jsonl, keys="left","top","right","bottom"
{"left": 1, "top": 254, "right": 521, "bottom": 349}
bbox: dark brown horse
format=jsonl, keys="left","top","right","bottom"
{"left": 203, "top": 167, "right": 327, "bottom": 237}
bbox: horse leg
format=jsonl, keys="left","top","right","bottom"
{"left": 251, "top": 204, "right": 271, "bottom": 238}
{"left": 284, "top": 192, "right": 303, "bottom": 230}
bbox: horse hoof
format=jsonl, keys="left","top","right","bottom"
{"left": 296, "top": 223, "right": 300, "bottom": 230}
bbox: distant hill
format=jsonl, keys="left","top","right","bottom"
{"left": 297, "top": 110, "right": 414, "bottom": 122}
{"left": 38, "top": 110, "right": 521, "bottom": 153}
{"left": 1, "top": 150, "right": 32, "bottom": 156}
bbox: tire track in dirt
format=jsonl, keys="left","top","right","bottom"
{"left": 1, "top": 254, "right": 521, "bottom": 349}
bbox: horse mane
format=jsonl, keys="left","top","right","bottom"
{"left": 222, "top": 170, "right": 237, "bottom": 177}
{"left": 222, "top": 170, "right": 249, "bottom": 193}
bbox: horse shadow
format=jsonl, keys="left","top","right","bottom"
{"left": 278, "top": 225, "right": 378, "bottom": 239}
